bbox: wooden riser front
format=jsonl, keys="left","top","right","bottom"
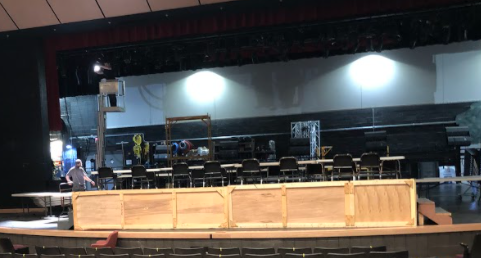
{"left": 72, "top": 180, "right": 417, "bottom": 231}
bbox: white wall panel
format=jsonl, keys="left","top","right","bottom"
{"left": 107, "top": 40, "right": 481, "bottom": 129}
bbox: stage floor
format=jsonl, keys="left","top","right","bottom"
{"left": 2, "top": 183, "right": 480, "bottom": 231}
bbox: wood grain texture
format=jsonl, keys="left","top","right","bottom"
{"left": 123, "top": 193, "right": 172, "bottom": 229}
{"left": 354, "top": 185, "right": 411, "bottom": 224}
{"left": 231, "top": 188, "right": 282, "bottom": 227}
{"left": 176, "top": 191, "right": 225, "bottom": 229}
{"left": 72, "top": 180, "right": 416, "bottom": 230}
{"left": 287, "top": 186, "right": 345, "bottom": 225}
{"left": 76, "top": 195, "right": 122, "bottom": 230}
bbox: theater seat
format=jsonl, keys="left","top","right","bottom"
{"left": 91, "top": 232, "right": 118, "bottom": 249}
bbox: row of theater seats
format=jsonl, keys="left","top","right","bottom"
{"left": 2, "top": 246, "right": 408, "bottom": 258}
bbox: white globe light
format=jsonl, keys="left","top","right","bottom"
{"left": 350, "top": 55, "right": 395, "bottom": 89}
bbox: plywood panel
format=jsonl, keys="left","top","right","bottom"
{"left": 287, "top": 186, "right": 345, "bottom": 225}
{"left": 0, "top": 4, "right": 16, "bottom": 32}
{"left": 354, "top": 184, "right": 412, "bottom": 224}
{"left": 75, "top": 195, "right": 121, "bottom": 229}
{"left": 123, "top": 193, "right": 172, "bottom": 229}
{"left": 0, "top": 0, "right": 59, "bottom": 29}
{"left": 147, "top": 0, "right": 198, "bottom": 11}
{"left": 97, "top": 0, "right": 150, "bottom": 18}
{"left": 231, "top": 188, "right": 282, "bottom": 227}
{"left": 48, "top": 0, "right": 103, "bottom": 23}
{"left": 177, "top": 191, "right": 225, "bottom": 229}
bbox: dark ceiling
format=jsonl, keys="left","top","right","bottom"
{"left": 56, "top": 0, "right": 481, "bottom": 97}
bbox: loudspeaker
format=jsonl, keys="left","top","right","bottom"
{"left": 446, "top": 126, "right": 470, "bottom": 136}
{"left": 364, "top": 131, "right": 387, "bottom": 141}
{"left": 366, "top": 141, "right": 388, "bottom": 151}
{"left": 447, "top": 136, "right": 471, "bottom": 146}
{"left": 288, "top": 146, "right": 310, "bottom": 156}
{"left": 289, "top": 138, "right": 310, "bottom": 146}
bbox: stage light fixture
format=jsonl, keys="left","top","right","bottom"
{"left": 66, "top": 144, "right": 72, "bottom": 149}
{"left": 350, "top": 54, "right": 395, "bottom": 89}
{"left": 93, "top": 61, "right": 112, "bottom": 75}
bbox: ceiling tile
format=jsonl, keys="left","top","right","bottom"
{"left": 147, "top": 0, "right": 198, "bottom": 11}
{"left": 48, "top": 0, "right": 104, "bottom": 23}
{"left": 0, "top": 0, "right": 59, "bottom": 29}
{"left": 0, "top": 4, "right": 16, "bottom": 32}
{"left": 96, "top": 0, "right": 151, "bottom": 18}
{"left": 200, "top": 0, "right": 237, "bottom": 5}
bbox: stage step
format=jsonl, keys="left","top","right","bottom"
{"left": 417, "top": 198, "right": 453, "bottom": 225}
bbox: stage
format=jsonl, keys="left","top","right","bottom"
{"left": 5, "top": 181, "right": 481, "bottom": 257}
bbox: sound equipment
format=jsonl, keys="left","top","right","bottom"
{"left": 289, "top": 138, "right": 310, "bottom": 146}
{"left": 365, "top": 131, "right": 387, "bottom": 152}
{"left": 446, "top": 126, "right": 471, "bottom": 146}
{"left": 365, "top": 131, "right": 387, "bottom": 141}
{"left": 446, "top": 126, "right": 470, "bottom": 136}
{"left": 288, "top": 146, "right": 310, "bottom": 156}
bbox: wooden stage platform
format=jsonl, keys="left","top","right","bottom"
{"left": 72, "top": 180, "right": 417, "bottom": 230}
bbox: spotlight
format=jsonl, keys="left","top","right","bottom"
{"left": 93, "top": 61, "right": 111, "bottom": 75}
{"left": 66, "top": 145, "right": 72, "bottom": 149}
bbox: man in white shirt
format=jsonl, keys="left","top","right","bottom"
{"left": 66, "top": 159, "right": 95, "bottom": 191}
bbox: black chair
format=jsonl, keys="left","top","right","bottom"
{"left": 279, "top": 157, "right": 300, "bottom": 182}
{"left": 460, "top": 233, "right": 481, "bottom": 258}
{"left": 13, "top": 255, "right": 36, "bottom": 258}
{"left": 283, "top": 254, "right": 323, "bottom": 258}
{"left": 0, "top": 254, "right": 12, "bottom": 258}
{"left": 98, "top": 167, "right": 117, "bottom": 190}
{"left": 132, "top": 255, "right": 165, "bottom": 258}
{"left": 368, "top": 251, "right": 408, "bottom": 258}
{"left": 266, "top": 166, "right": 284, "bottom": 183}
{"left": 242, "top": 248, "right": 276, "bottom": 255}
{"left": 0, "top": 239, "right": 28, "bottom": 254}
{"left": 67, "top": 255, "right": 95, "bottom": 258}
{"left": 143, "top": 249, "right": 173, "bottom": 255}
{"left": 332, "top": 154, "right": 357, "bottom": 181}
{"left": 313, "top": 248, "right": 349, "bottom": 255}
{"left": 206, "top": 248, "right": 240, "bottom": 255}
{"left": 243, "top": 255, "right": 280, "bottom": 258}
{"left": 60, "top": 248, "right": 87, "bottom": 255}
{"left": 99, "top": 255, "right": 129, "bottom": 258}
{"left": 205, "top": 254, "right": 240, "bottom": 258}
{"left": 168, "top": 254, "right": 203, "bottom": 258}
{"left": 191, "top": 169, "right": 206, "bottom": 187}
{"left": 85, "top": 247, "right": 114, "bottom": 258}
{"left": 240, "top": 159, "right": 263, "bottom": 184}
{"left": 174, "top": 248, "right": 205, "bottom": 255}
{"left": 172, "top": 163, "right": 191, "bottom": 188}
{"left": 204, "top": 161, "right": 227, "bottom": 186}
{"left": 380, "top": 160, "right": 401, "bottom": 179}
{"left": 35, "top": 247, "right": 61, "bottom": 256}
{"left": 305, "top": 164, "right": 324, "bottom": 181}
{"left": 131, "top": 165, "right": 150, "bottom": 189}
{"left": 113, "top": 248, "right": 143, "bottom": 257}
{"left": 40, "top": 255, "right": 65, "bottom": 258}
{"left": 277, "top": 248, "right": 312, "bottom": 255}
{"left": 350, "top": 246, "right": 386, "bottom": 254}
{"left": 325, "top": 254, "right": 366, "bottom": 258}
{"left": 359, "top": 153, "right": 381, "bottom": 180}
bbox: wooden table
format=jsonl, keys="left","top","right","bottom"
{"left": 91, "top": 156, "right": 405, "bottom": 174}
{"left": 11, "top": 192, "right": 72, "bottom": 217}
{"left": 416, "top": 176, "right": 481, "bottom": 201}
